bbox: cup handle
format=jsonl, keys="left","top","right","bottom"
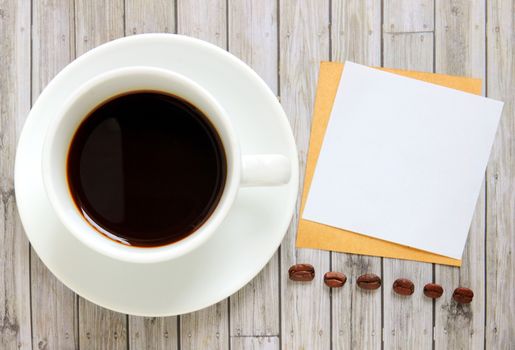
{"left": 241, "top": 154, "right": 291, "bottom": 187}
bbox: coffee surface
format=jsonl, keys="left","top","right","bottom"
{"left": 67, "top": 91, "right": 226, "bottom": 247}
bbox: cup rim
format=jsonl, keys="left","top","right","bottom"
{"left": 41, "top": 66, "right": 241, "bottom": 264}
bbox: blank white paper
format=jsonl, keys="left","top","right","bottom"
{"left": 303, "top": 62, "right": 503, "bottom": 259}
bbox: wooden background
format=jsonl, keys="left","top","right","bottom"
{"left": 1, "top": 0, "right": 514, "bottom": 348}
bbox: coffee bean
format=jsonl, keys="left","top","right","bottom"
{"left": 423, "top": 283, "right": 443, "bottom": 299}
{"left": 356, "top": 273, "right": 381, "bottom": 290}
{"left": 324, "top": 272, "right": 347, "bottom": 288}
{"left": 452, "top": 287, "right": 474, "bottom": 304}
{"left": 288, "top": 264, "right": 315, "bottom": 282}
{"left": 393, "top": 278, "right": 414, "bottom": 296}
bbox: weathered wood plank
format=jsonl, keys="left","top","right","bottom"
{"left": 0, "top": 1, "right": 31, "bottom": 349}
{"left": 180, "top": 302, "right": 229, "bottom": 350}
{"left": 330, "top": 1, "right": 382, "bottom": 349}
{"left": 177, "top": 0, "right": 226, "bottom": 47}
{"left": 383, "top": 259, "right": 433, "bottom": 349}
{"left": 279, "top": 1, "right": 331, "bottom": 349}
{"left": 383, "top": 0, "right": 434, "bottom": 33}
{"left": 124, "top": 1, "right": 178, "bottom": 349}
{"left": 231, "top": 336, "right": 279, "bottom": 350}
{"left": 229, "top": 257, "right": 279, "bottom": 336}
{"left": 486, "top": 0, "right": 515, "bottom": 347}
{"left": 435, "top": 0, "right": 486, "bottom": 86}
{"left": 30, "top": 0, "right": 79, "bottom": 349}
{"left": 74, "top": 1, "right": 128, "bottom": 349}
{"left": 75, "top": 0, "right": 125, "bottom": 56}
{"left": 383, "top": 32, "right": 434, "bottom": 70}
{"left": 434, "top": 1, "right": 486, "bottom": 348}
{"left": 78, "top": 298, "right": 127, "bottom": 350}
{"left": 128, "top": 317, "right": 177, "bottom": 350}
{"left": 125, "top": 0, "right": 175, "bottom": 35}
{"left": 176, "top": 1, "right": 229, "bottom": 348}
{"left": 227, "top": 0, "right": 279, "bottom": 338}
{"left": 30, "top": 255, "right": 78, "bottom": 350}
{"left": 332, "top": 256, "right": 382, "bottom": 349}
{"left": 227, "top": 0, "right": 278, "bottom": 94}
{"left": 382, "top": 4, "right": 435, "bottom": 346}
{"left": 332, "top": 0, "right": 382, "bottom": 64}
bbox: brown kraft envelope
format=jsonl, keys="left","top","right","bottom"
{"left": 296, "top": 62, "right": 483, "bottom": 267}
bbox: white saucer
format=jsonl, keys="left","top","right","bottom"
{"left": 15, "top": 34, "right": 299, "bottom": 316}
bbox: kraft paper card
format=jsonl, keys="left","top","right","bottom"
{"left": 297, "top": 62, "right": 501, "bottom": 266}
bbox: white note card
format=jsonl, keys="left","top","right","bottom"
{"left": 303, "top": 62, "right": 503, "bottom": 259}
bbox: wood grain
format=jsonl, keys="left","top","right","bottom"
{"left": 227, "top": 0, "right": 278, "bottom": 94}
{"left": 177, "top": 0, "right": 226, "bottom": 47}
{"left": 0, "top": 0, "right": 31, "bottom": 349}
{"left": 176, "top": 1, "right": 229, "bottom": 348}
{"left": 279, "top": 0, "right": 331, "bottom": 349}
{"left": 129, "top": 317, "right": 178, "bottom": 350}
{"left": 330, "top": 1, "right": 382, "bottom": 349}
{"left": 228, "top": 0, "right": 279, "bottom": 339}
{"left": 383, "top": 4, "right": 435, "bottom": 348}
{"left": 231, "top": 336, "right": 279, "bottom": 350}
{"left": 124, "top": 1, "right": 178, "bottom": 348}
{"left": 74, "top": 1, "right": 128, "bottom": 349}
{"left": 486, "top": 0, "right": 515, "bottom": 347}
{"left": 229, "top": 258, "right": 280, "bottom": 336}
{"left": 30, "top": 1, "right": 79, "bottom": 349}
{"left": 435, "top": 0, "right": 486, "bottom": 85}
{"left": 331, "top": 0, "right": 382, "bottom": 64}
{"left": 383, "top": 0, "right": 434, "bottom": 33}
{"left": 180, "top": 302, "right": 229, "bottom": 350}
{"left": 332, "top": 256, "right": 382, "bottom": 349}
{"left": 78, "top": 299, "right": 127, "bottom": 350}
{"left": 383, "top": 259, "right": 433, "bottom": 349}
{"left": 383, "top": 32, "right": 434, "bottom": 70}
{"left": 125, "top": 0, "right": 175, "bottom": 35}
{"left": 434, "top": 1, "right": 486, "bottom": 348}
{"left": 75, "top": 0, "right": 125, "bottom": 56}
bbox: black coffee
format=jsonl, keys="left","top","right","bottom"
{"left": 67, "top": 91, "right": 227, "bottom": 247}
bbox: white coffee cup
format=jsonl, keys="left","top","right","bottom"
{"left": 42, "top": 67, "right": 291, "bottom": 264}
